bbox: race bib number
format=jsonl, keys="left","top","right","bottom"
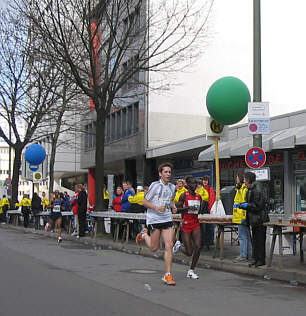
{"left": 53, "top": 205, "right": 61, "bottom": 213}
{"left": 157, "top": 198, "right": 171, "bottom": 212}
{"left": 187, "top": 200, "right": 200, "bottom": 214}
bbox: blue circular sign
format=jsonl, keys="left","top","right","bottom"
{"left": 29, "top": 164, "right": 39, "bottom": 172}
{"left": 245, "top": 147, "right": 266, "bottom": 169}
{"left": 25, "top": 144, "right": 46, "bottom": 165}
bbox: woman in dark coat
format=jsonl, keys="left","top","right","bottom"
{"left": 31, "top": 193, "right": 42, "bottom": 230}
{"left": 77, "top": 184, "right": 88, "bottom": 237}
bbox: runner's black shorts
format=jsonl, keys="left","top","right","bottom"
{"left": 50, "top": 212, "right": 62, "bottom": 221}
{"left": 147, "top": 221, "right": 174, "bottom": 232}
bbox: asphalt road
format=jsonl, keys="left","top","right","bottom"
{"left": 1, "top": 227, "right": 306, "bottom": 316}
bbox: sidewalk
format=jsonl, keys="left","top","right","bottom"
{"left": 2, "top": 224, "right": 306, "bottom": 286}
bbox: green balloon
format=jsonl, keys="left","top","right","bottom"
{"left": 206, "top": 76, "right": 251, "bottom": 125}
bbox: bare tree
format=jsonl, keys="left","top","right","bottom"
{"left": 0, "top": 7, "right": 68, "bottom": 204}
{"left": 17, "top": 0, "right": 214, "bottom": 211}
{"left": 46, "top": 83, "right": 88, "bottom": 198}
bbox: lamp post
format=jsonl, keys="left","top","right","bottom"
{"left": 253, "top": 0, "right": 262, "bottom": 148}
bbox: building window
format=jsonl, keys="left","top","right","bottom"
{"left": 111, "top": 113, "right": 116, "bottom": 140}
{"left": 122, "top": 54, "right": 140, "bottom": 92}
{"left": 122, "top": 108, "right": 127, "bottom": 138}
{"left": 103, "top": 102, "right": 139, "bottom": 144}
{"left": 133, "top": 102, "right": 139, "bottom": 133}
{"left": 116, "top": 111, "right": 122, "bottom": 139}
{"left": 84, "top": 125, "right": 89, "bottom": 150}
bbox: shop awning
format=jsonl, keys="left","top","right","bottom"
{"left": 271, "top": 126, "right": 305, "bottom": 149}
{"left": 198, "top": 141, "right": 231, "bottom": 161}
{"left": 198, "top": 127, "right": 306, "bottom": 162}
{"left": 295, "top": 126, "right": 306, "bottom": 146}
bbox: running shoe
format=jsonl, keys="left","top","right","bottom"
{"left": 173, "top": 240, "right": 182, "bottom": 254}
{"left": 57, "top": 236, "right": 62, "bottom": 243}
{"left": 187, "top": 269, "right": 199, "bottom": 279}
{"left": 136, "top": 228, "right": 148, "bottom": 244}
{"left": 162, "top": 273, "right": 176, "bottom": 286}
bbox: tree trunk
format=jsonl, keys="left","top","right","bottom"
{"left": 48, "top": 137, "right": 58, "bottom": 199}
{"left": 11, "top": 146, "right": 23, "bottom": 207}
{"left": 95, "top": 109, "right": 105, "bottom": 212}
{"left": 94, "top": 109, "right": 106, "bottom": 234}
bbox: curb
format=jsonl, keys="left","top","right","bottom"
{"left": 2, "top": 224, "right": 306, "bottom": 286}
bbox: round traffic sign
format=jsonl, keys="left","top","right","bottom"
{"left": 29, "top": 164, "right": 39, "bottom": 172}
{"left": 245, "top": 147, "right": 266, "bottom": 169}
{"left": 249, "top": 123, "right": 258, "bottom": 133}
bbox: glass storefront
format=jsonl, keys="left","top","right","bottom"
{"left": 61, "top": 174, "right": 88, "bottom": 192}
{"left": 293, "top": 151, "right": 306, "bottom": 213}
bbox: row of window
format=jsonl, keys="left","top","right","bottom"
{"left": 0, "top": 148, "right": 9, "bottom": 154}
{"left": 84, "top": 102, "right": 139, "bottom": 150}
{"left": 0, "top": 170, "right": 9, "bottom": 175}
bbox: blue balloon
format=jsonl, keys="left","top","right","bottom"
{"left": 25, "top": 144, "right": 46, "bottom": 165}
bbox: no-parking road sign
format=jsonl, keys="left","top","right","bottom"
{"left": 245, "top": 147, "right": 266, "bottom": 169}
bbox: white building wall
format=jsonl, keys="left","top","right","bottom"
{"left": 148, "top": 112, "right": 206, "bottom": 148}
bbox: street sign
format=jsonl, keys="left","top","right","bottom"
{"left": 33, "top": 171, "right": 42, "bottom": 183}
{"left": 245, "top": 147, "right": 266, "bottom": 169}
{"left": 248, "top": 102, "right": 270, "bottom": 135}
{"left": 246, "top": 168, "right": 270, "bottom": 181}
{"left": 210, "top": 120, "right": 224, "bottom": 134}
{"left": 29, "top": 164, "right": 39, "bottom": 172}
{"left": 205, "top": 117, "right": 228, "bottom": 139}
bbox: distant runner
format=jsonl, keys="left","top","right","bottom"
{"left": 46, "top": 190, "right": 63, "bottom": 243}
{"left": 136, "top": 162, "right": 177, "bottom": 285}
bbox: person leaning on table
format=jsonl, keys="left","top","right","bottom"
{"left": 236, "top": 172, "right": 267, "bottom": 267}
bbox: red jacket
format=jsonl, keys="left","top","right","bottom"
{"left": 112, "top": 194, "right": 122, "bottom": 212}
{"left": 204, "top": 185, "right": 216, "bottom": 212}
{"left": 70, "top": 192, "right": 79, "bottom": 215}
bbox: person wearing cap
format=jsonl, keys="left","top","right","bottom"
{"left": 128, "top": 185, "right": 146, "bottom": 238}
{"left": 128, "top": 186, "right": 146, "bottom": 212}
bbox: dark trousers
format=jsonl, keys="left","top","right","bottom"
{"left": 78, "top": 211, "right": 87, "bottom": 236}
{"left": 23, "top": 212, "right": 30, "bottom": 228}
{"left": 34, "top": 215, "right": 40, "bottom": 229}
{"left": 251, "top": 224, "right": 267, "bottom": 263}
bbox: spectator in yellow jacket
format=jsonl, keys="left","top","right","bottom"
{"left": 174, "top": 179, "right": 188, "bottom": 204}
{"left": 232, "top": 171, "right": 251, "bottom": 263}
{"left": 195, "top": 182, "right": 209, "bottom": 202}
{"left": 128, "top": 185, "right": 146, "bottom": 236}
{"left": 42, "top": 192, "right": 49, "bottom": 210}
{"left": 128, "top": 186, "right": 145, "bottom": 212}
{"left": 104, "top": 187, "right": 110, "bottom": 210}
{"left": 1, "top": 195, "right": 10, "bottom": 223}
{"left": 16, "top": 194, "right": 32, "bottom": 228}
{"left": 0, "top": 199, "right": 3, "bottom": 223}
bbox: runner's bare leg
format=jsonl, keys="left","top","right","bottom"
{"left": 162, "top": 228, "right": 175, "bottom": 273}
{"left": 143, "top": 229, "right": 161, "bottom": 252}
